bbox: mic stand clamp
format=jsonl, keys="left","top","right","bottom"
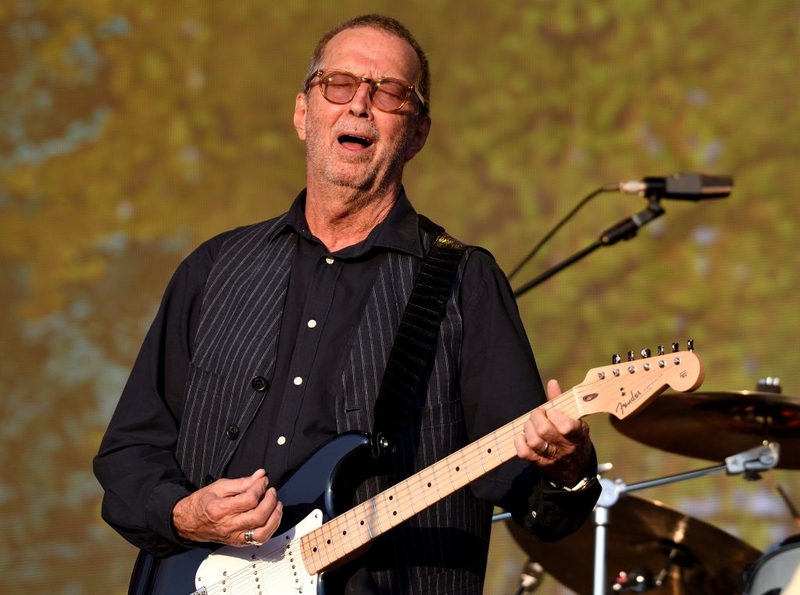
{"left": 514, "top": 200, "right": 665, "bottom": 298}
{"left": 599, "top": 200, "right": 665, "bottom": 246}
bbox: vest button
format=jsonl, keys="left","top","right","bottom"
{"left": 251, "top": 376, "right": 270, "bottom": 392}
{"left": 204, "top": 474, "right": 215, "bottom": 486}
{"left": 225, "top": 424, "right": 240, "bottom": 440}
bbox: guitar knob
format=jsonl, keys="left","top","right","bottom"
{"left": 640, "top": 348, "right": 651, "bottom": 358}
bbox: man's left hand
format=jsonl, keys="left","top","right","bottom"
{"left": 513, "top": 378, "right": 595, "bottom": 487}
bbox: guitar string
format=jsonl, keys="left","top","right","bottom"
{"left": 200, "top": 532, "right": 310, "bottom": 595}
{"left": 196, "top": 355, "right": 693, "bottom": 592}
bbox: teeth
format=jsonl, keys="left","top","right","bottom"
{"left": 340, "top": 134, "right": 372, "bottom": 147}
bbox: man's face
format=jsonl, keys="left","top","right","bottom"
{"left": 294, "top": 27, "right": 431, "bottom": 195}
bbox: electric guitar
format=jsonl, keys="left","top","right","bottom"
{"left": 128, "top": 348, "right": 705, "bottom": 595}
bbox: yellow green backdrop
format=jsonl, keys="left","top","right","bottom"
{"left": 2, "top": 1, "right": 799, "bottom": 593}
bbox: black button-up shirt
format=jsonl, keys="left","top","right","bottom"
{"left": 95, "top": 190, "right": 598, "bottom": 556}
{"left": 227, "top": 191, "right": 433, "bottom": 483}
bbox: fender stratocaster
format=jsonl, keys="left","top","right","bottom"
{"left": 128, "top": 348, "right": 705, "bottom": 594}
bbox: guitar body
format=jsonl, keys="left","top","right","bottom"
{"left": 128, "top": 432, "right": 378, "bottom": 595}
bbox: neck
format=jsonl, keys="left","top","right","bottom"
{"left": 304, "top": 183, "right": 400, "bottom": 252}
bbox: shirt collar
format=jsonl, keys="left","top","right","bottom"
{"left": 271, "top": 188, "right": 425, "bottom": 259}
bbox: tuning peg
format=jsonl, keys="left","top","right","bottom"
{"left": 627, "top": 351, "right": 636, "bottom": 361}
{"left": 687, "top": 339, "right": 694, "bottom": 352}
{"left": 641, "top": 348, "right": 652, "bottom": 358}
{"left": 657, "top": 345, "right": 665, "bottom": 355}
{"left": 612, "top": 354, "right": 622, "bottom": 365}
{"left": 671, "top": 342, "right": 679, "bottom": 353}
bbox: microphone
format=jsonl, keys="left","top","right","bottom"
{"left": 617, "top": 172, "right": 733, "bottom": 200}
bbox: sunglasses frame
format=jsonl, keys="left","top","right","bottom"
{"left": 307, "top": 69, "right": 426, "bottom": 113}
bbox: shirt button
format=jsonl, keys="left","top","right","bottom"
{"left": 204, "top": 474, "right": 215, "bottom": 486}
{"left": 277, "top": 436, "right": 286, "bottom": 445}
{"left": 251, "top": 376, "right": 270, "bottom": 392}
{"left": 307, "top": 319, "right": 317, "bottom": 328}
{"left": 293, "top": 376, "right": 303, "bottom": 386}
{"left": 225, "top": 425, "right": 240, "bottom": 440}
{"left": 325, "top": 257, "right": 334, "bottom": 265}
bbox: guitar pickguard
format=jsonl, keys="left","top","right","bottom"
{"left": 193, "top": 509, "right": 324, "bottom": 594}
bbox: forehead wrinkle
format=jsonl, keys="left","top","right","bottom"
{"left": 321, "top": 28, "right": 420, "bottom": 84}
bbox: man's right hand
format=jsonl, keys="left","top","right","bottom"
{"left": 172, "top": 469, "right": 283, "bottom": 547}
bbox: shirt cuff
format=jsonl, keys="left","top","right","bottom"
{"left": 146, "top": 481, "right": 195, "bottom": 547}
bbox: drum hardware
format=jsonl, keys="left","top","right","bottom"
{"left": 755, "top": 375, "right": 781, "bottom": 392}
{"left": 610, "top": 568, "right": 653, "bottom": 592}
{"left": 494, "top": 380, "right": 796, "bottom": 593}
{"left": 507, "top": 492, "right": 762, "bottom": 595}
{"left": 503, "top": 444, "right": 774, "bottom": 595}
{"left": 510, "top": 561, "right": 544, "bottom": 595}
{"left": 586, "top": 442, "right": 778, "bottom": 595}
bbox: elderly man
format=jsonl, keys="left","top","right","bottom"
{"left": 95, "top": 14, "right": 600, "bottom": 595}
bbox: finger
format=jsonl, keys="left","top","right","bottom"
{"left": 546, "top": 409, "right": 586, "bottom": 438}
{"left": 204, "top": 472, "right": 270, "bottom": 521}
{"left": 236, "top": 489, "right": 284, "bottom": 547}
{"left": 210, "top": 468, "right": 268, "bottom": 498}
{"left": 515, "top": 430, "right": 557, "bottom": 462}
{"left": 518, "top": 412, "right": 557, "bottom": 459}
{"left": 526, "top": 407, "right": 558, "bottom": 441}
{"left": 514, "top": 433, "right": 538, "bottom": 460}
{"left": 527, "top": 409, "right": 587, "bottom": 457}
{"left": 545, "top": 378, "right": 562, "bottom": 400}
{"left": 257, "top": 491, "right": 284, "bottom": 539}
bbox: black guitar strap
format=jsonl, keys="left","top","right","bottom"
{"left": 370, "top": 232, "right": 468, "bottom": 458}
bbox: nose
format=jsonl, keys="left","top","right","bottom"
{"left": 348, "top": 81, "right": 373, "bottom": 118}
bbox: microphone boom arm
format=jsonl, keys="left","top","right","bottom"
{"left": 513, "top": 200, "right": 665, "bottom": 299}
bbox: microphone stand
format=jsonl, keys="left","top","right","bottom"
{"left": 514, "top": 199, "right": 665, "bottom": 299}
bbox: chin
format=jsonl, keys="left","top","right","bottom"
{"left": 324, "top": 168, "right": 377, "bottom": 191}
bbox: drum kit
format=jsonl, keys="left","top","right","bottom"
{"left": 500, "top": 384, "right": 800, "bottom": 595}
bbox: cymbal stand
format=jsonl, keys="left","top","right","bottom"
{"left": 591, "top": 441, "right": 780, "bottom": 595}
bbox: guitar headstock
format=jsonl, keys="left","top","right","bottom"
{"left": 576, "top": 343, "right": 705, "bottom": 420}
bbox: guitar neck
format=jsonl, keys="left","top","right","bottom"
{"left": 298, "top": 348, "right": 704, "bottom": 574}
{"left": 299, "top": 393, "right": 579, "bottom": 574}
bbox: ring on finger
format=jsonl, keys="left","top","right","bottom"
{"left": 244, "top": 528, "right": 259, "bottom": 546}
{"left": 540, "top": 441, "right": 552, "bottom": 458}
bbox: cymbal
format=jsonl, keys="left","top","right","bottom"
{"left": 507, "top": 494, "right": 762, "bottom": 595}
{"left": 610, "top": 391, "right": 800, "bottom": 469}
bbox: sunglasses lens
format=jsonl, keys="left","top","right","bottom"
{"left": 321, "top": 72, "right": 359, "bottom": 104}
{"left": 318, "top": 71, "right": 413, "bottom": 112}
{"left": 371, "top": 80, "right": 409, "bottom": 111}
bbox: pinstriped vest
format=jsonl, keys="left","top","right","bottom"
{"left": 176, "top": 213, "right": 492, "bottom": 594}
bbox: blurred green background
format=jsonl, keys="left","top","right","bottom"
{"left": 2, "top": 1, "right": 799, "bottom": 593}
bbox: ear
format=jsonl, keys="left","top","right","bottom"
{"left": 405, "top": 114, "right": 431, "bottom": 162}
{"left": 293, "top": 93, "right": 308, "bottom": 141}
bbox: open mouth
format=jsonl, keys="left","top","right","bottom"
{"left": 338, "top": 134, "right": 374, "bottom": 150}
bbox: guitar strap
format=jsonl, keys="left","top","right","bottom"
{"left": 370, "top": 231, "right": 468, "bottom": 458}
